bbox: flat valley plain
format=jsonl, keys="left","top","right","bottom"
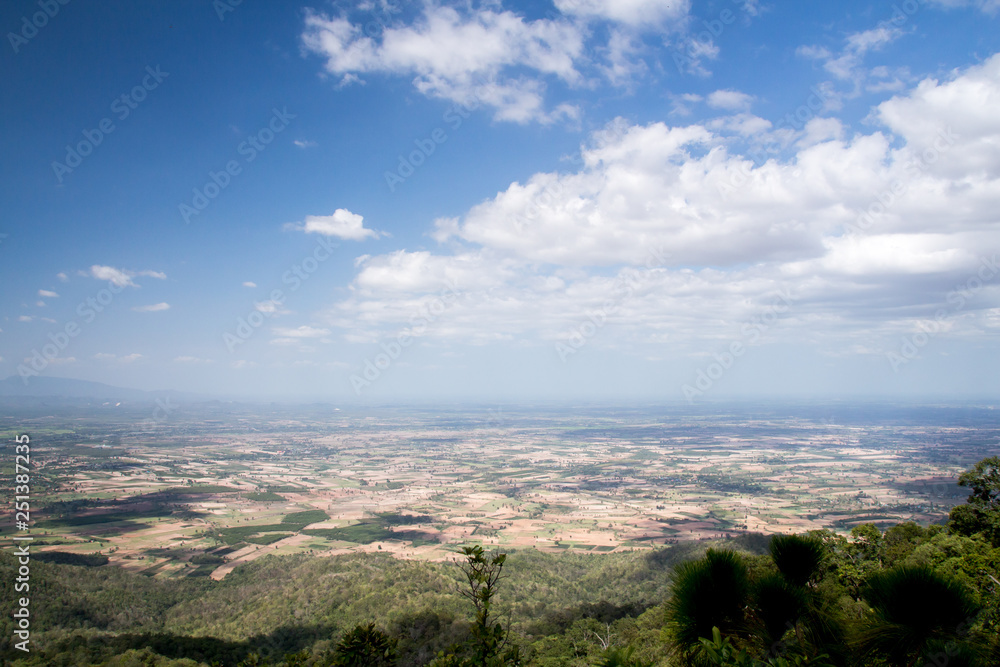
{"left": 2, "top": 401, "right": 996, "bottom": 581}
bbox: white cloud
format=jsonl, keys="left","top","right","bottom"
{"left": 174, "top": 356, "right": 213, "bottom": 364}
{"left": 243, "top": 281, "right": 257, "bottom": 288}
{"left": 353, "top": 249, "right": 508, "bottom": 294}
{"left": 56, "top": 272, "right": 69, "bottom": 282}
{"left": 133, "top": 303, "right": 170, "bottom": 312}
{"left": 674, "top": 36, "right": 720, "bottom": 77}
{"left": 555, "top": 0, "right": 690, "bottom": 26}
{"left": 38, "top": 289, "right": 59, "bottom": 298}
{"left": 302, "top": 3, "right": 625, "bottom": 123}
{"left": 706, "top": 113, "right": 771, "bottom": 136}
{"left": 294, "top": 140, "right": 318, "bottom": 148}
{"left": 707, "top": 89, "right": 754, "bottom": 111}
{"left": 296, "top": 208, "right": 378, "bottom": 241}
{"left": 598, "top": 28, "right": 647, "bottom": 85}
{"left": 798, "top": 26, "right": 906, "bottom": 98}
{"left": 301, "top": 2, "right": 698, "bottom": 121}
{"left": 927, "top": 0, "right": 1000, "bottom": 13}
{"left": 876, "top": 54, "right": 1000, "bottom": 179}
{"left": 798, "top": 117, "right": 845, "bottom": 148}
{"left": 89, "top": 266, "right": 166, "bottom": 288}
{"left": 254, "top": 300, "right": 284, "bottom": 314}
{"left": 18, "top": 316, "right": 33, "bottom": 322}
{"left": 94, "top": 352, "right": 144, "bottom": 363}
{"left": 670, "top": 93, "right": 703, "bottom": 116}
{"left": 322, "top": 54, "right": 1000, "bottom": 355}
{"left": 91, "top": 265, "right": 136, "bottom": 287}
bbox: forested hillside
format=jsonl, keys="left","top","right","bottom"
{"left": 2, "top": 457, "right": 998, "bottom": 667}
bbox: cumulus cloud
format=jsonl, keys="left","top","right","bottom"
{"left": 293, "top": 209, "right": 378, "bottom": 241}
{"left": 38, "top": 289, "right": 58, "bottom": 298}
{"left": 243, "top": 281, "right": 257, "bottom": 288}
{"left": 91, "top": 265, "right": 136, "bottom": 287}
{"left": 321, "top": 54, "right": 1000, "bottom": 356}
{"left": 302, "top": 1, "right": 692, "bottom": 123}
{"left": 302, "top": 4, "right": 588, "bottom": 124}
{"left": 353, "top": 249, "right": 510, "bottom": 294}
{"left": 133, "top": 303, "right": 170, "bottom": 312}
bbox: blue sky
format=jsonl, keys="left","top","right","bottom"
{"left": 2, "top": 0, "right": 1000, "bottom": 402}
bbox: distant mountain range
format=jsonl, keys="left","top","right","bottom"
{"left": 0, "top": 375, "right": 203, "bottom": 403}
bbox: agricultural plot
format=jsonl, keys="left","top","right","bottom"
{"left": 1, "top": 403, "right": 993, "bottom": 579}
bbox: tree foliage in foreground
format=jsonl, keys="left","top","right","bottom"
{"left": 333, "top": 622, "right": 397, "bottom": 667}
{"left": 665, "top": 456, "right": 1000, "bottom": 667}
{"left": 430, "top": 545, "right": 522, "bottom": 667}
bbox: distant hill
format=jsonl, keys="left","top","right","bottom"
{"left": 0, "top": 375, "right": 203, "bottom": 403}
